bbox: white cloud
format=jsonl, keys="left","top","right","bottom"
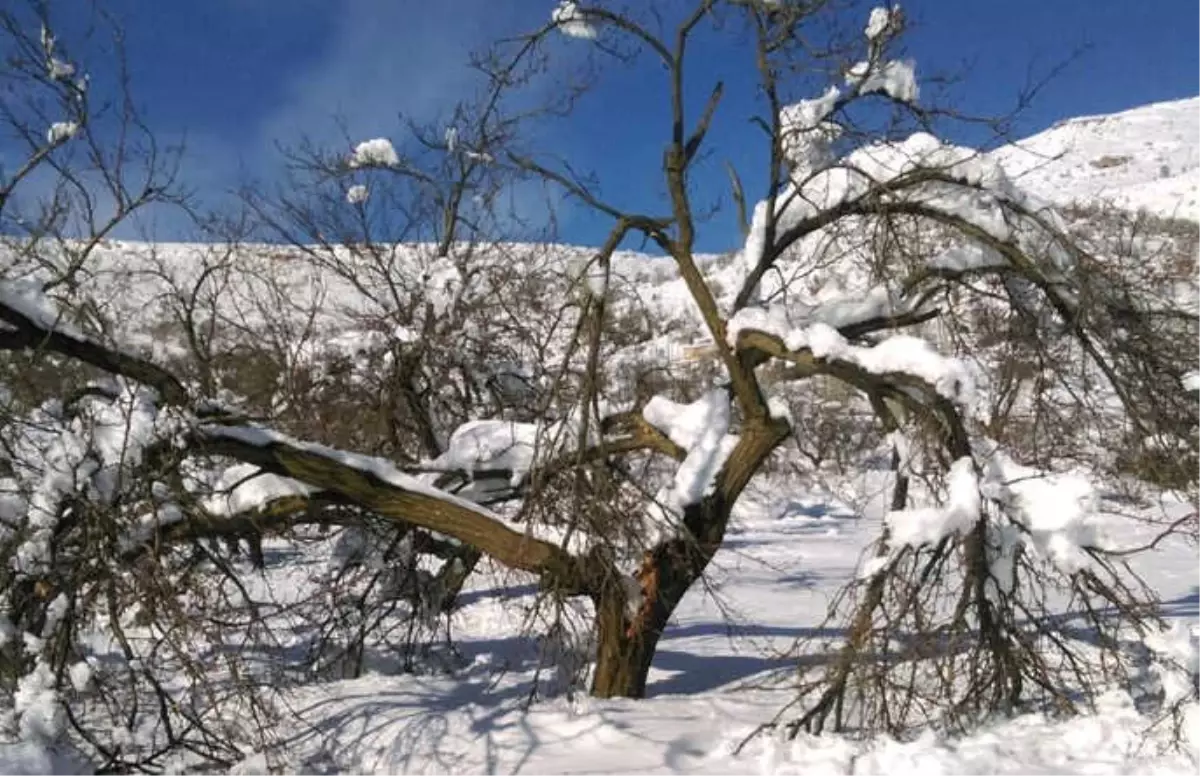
{"left": 254, "top": 0, "right": 506, "bottom": 152}
{"left": 19, "top": 1, "right": 574, "bottom": 240}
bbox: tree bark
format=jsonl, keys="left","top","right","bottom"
{"left": 589, "top": 420, "right": 790, "bottom": 698}
{"left": 589, "top": 502, "right": 730, "bottom": 698}
{"left": 591, "top": 585, "right": 659, "bottom": 698}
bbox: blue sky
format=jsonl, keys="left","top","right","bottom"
{"left": 10, "top": 0, "right": 1199, "bottom": 251}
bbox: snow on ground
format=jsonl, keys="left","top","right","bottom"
{"left": 209, "top": 471, "right": 1197, "bottom": 775}
{"left": 991, "top": 97, "right": 1199, "bottom": 221}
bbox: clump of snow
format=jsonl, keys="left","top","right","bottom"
{"left": 864, "top": 5, "right": 898, "bottom": 40}
{"left": 858, "top": 554, "right": 890, "bottom": 579}
{"left": 736, "top": 201, "right": 770, "bottom": 286}
{"left": 644, "top": 391, "right": 719, "bottom": 451}
{"left": 846, "top": 59, "right": 918, "bottom": 103}
{"left": 345, "top": 184, "right": 369, "bottom": 204}
{"left": 85, "top": 385, "right": 164, "bottom": 504}
{"left": 766, "top": 395, "right": 793, "bottom": 427}
{"left": 203, "top": 462, "right": 315, "bottom": 517}
{"left": 792, "top": 321, "right": 847, "bottom": 358}
{"left": 729, "top": 280, "right": 982, "bottom": 409}
{"left": 67, "top": 661, "right": 91, "bottom": 692}
{"left": 643, "top": 389, "right": 739, "bottom": 511}
{"left": 432, "top": 420, "right": 540, "bottom": 486}
{"left": 980, "top": 446, "right": 1102, "bottom": 574}
{"left": 779, "top": 88, "right": 843, "bottom": 175}
{"left": 0, "top": 279, "right": 78, "bottom": 336}
{"left": 40, "top": 26, "right": 78, "bottom": 86}
{"left": 13, "top": 660, "right": 62, "bottom": 742}
{"left": 780, "top": 87, "right": 841, "bottom": 136}
{"left": 886, "top": 457, "right": 980, "bottom": 548}
{"left": 552, "top": 1, "right": 598, "bottom": 39}
{"left": 3, "top": 382, "right": 191, "bottom": 571}
{"left": 11, "top": 403, "right": 93, "bottom": 576}
{"left": 463, "top": 149, "right": 495, "bottom": 164}
{"left": 347, "top": 138, "right": 399, "bottom": 169}
{"left": 1143, "top": 619, "right": 1200, "bottom": 706}
{"left": 1182, "top": 370, "right": 1200, "bottom": 392}
{"left": 726, "top": 304, "right": 794, "bottom": 345}
{"left": 844, "top": 132, "right": 1017, "bottom": 201}
{"left": 782, "top": 121, "right": 842, "bottom": 181}
{"left": 927, "top": 243, "right": 1006, "bottom": 272}
{"left": 42, "top": 594, "right": 69, "bottom": 637}
{"left": 47, "top": 57, "right": 75, "bottom": 81}
{"left": 728, "top": 285, "right": 925, "bottom": 348}
{"left": 229, "top": 752, "right": 272, "bottom": 776}
{"left": 816, "top": 284, "right": 906, "bottom": 328}
{"left": 444, "top": 126, "right": 458, "bottom": 152}
{"left": 46, "top": 121, "right": 78, "bottom": 144}
{"left": 733, "top": 319, "right": 975, "bottom": 406}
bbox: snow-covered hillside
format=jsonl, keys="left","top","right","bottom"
{"left": 992, "top": 97, "right": 1199, "bottom": 221}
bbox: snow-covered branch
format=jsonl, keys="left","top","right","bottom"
{"left": 191, "top": 423, "right": 582, "bottom": 578}
{"left": 0, "top": 281, "right": 189, "bottom": 405}
{"left": 734, "top": 132, "right": 1072, "bottom": 309}
{"left": 733, "top": 326, "right": 972, "bottom": 454}
{"left": 0, "top": 275, "right": 615, "bottom": 590}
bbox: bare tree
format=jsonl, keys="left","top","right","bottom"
{"left": 455, "top": 0, "right": 1198, "bottom": 711}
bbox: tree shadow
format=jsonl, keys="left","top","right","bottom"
{"left": 1160, "top": 587, "right": 1199, "bottom": 619}
{"left": 271, "top": 633, "right": 548, "bottom": 773}
{"left": 259, "top": 544, "right": 310, "bottom": 566}
{"left": 724, "top": 500, "right": 859, "bottom": 549}
{"left": 771, "top": 501, "right": 843, "bottom": 520}
{"left": 775, "top": 570, "right": 820, "bottom": 589}
{"left": 659, "top": 622, "right": 839, "bottom": 642}
{"left": 648, "top": 649, "right": 795, "bottom": 696}
{"left": 647, "top": 622, "right": 846, "bottom": 696}
{"left": 456, "top": 583, "right": 539, "bottom": 608}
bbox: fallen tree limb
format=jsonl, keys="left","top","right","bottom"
{"left": 191, "top": 424, "right": 590, "bottom": 587}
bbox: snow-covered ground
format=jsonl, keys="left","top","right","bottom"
{"left": 6, "top": 457, "right": 1191, "bottom": 774}
{"left": 214, "top": 475, "right": 1197, "bottom": 774}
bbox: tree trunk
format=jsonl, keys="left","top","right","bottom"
{"left": 588, "top": 424, "right": 789, "bottom": 698}
{"left": 589, "top": 507, "right": 725, "bottom": 698}
{"left": 590, "top": 583, "right": 660, "bottom": 698}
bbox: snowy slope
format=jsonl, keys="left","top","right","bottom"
{"left": 992, "top": 97, "right": 1200, "bottom": 221}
